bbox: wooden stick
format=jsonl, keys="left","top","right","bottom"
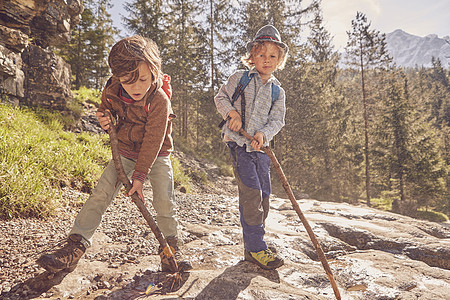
{"left": 105, "top": 110, "right": 179, "bottom": 273}
{"left": 239, "top": 129, "right": 341, "bottom": 300}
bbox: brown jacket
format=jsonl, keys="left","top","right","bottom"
{"left": 98, "top": 76, "right": 173, "bottom": 176}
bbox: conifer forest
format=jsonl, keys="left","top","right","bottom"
{"left": 57, "top": 0, "right": 449, "bottom": 219}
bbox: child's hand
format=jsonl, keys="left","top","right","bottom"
{"left": 228, "top": 110, "right": 242, "bottom": 132}
{"left": 251, "top": 132, "right": 264, "bottom": 151}
{"left": 96, "top": 110, "right": 111, "bottom": 130}
{"left": 126, "top": 180, "right": 144, "bottom": 203}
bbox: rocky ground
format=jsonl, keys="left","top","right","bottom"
{"left": 1, "top": 148, "right": 449, "bottom": 300}
{"left": 1, "top": 107, "right": 449, "bottom": 299}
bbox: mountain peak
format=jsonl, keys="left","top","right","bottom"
{"left": 425, "top": 33, "right": 439, "bottom": 39}
{"left": 386, "top": 29, "right": 449, "bottom": 68}
{"left": 392, "top": 29, "right": 406, "bottom": 34}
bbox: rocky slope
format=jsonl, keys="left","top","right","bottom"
{"left": 0, "top": 150, "right": 449, "bottom": 300}
{"left": 0, "top": 0, "right": 82, "bottom": 110}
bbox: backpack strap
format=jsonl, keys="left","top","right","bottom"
{"left": 218, "top": 71, "right": 254, "bottom": 128}
{"left": 240, "top": 78, "right": 281, "bottom": 127}
{"left": 231, "top": 71, "right": 254, "bottom": 106}
{"left": 218, "top": 71, "right": 281, "bottom": 129}
{"left": 269, "top": 83, "right": 280, "bottom": 113}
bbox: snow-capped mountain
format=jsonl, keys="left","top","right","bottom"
{"left": 386, "top": 29, "right": 450, "bottom": 68}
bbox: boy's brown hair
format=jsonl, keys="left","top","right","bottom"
{"left": 108, "top": 35, "right": 162, "bottom": 84}
{"left": 241, "top": 41, "right": 288, "bottom": 70}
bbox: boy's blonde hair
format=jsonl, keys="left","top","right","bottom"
{"left": 108, "top": 35, "right": 162, "bottom": 84}
{"left": 241, "top": 41, "right": 288, "bottom": 70}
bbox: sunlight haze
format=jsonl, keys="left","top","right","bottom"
{"left": 109, "top": 0, "right": 450, "bottom": 49}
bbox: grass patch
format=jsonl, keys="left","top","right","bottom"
{"left": 73, "top": 86, "right": 102, "bottom": 106}
{"left": 416, "top": 209, "right": 449, "bottom": 223}
{"left": 33, "top": 105, "right": 80, "bottom": 129}
{"left": 173, "top": 136, "right": 233, "bottom": 178}
{"left": 371, "top": 197, "right": 393, "bottom": 211}
{"left": 171, "top": 156, "right": 192, "bottom": 193}
{"left": 0, "top": 103, "right": 110, "bottom": 219}
{"left": 371, "top": 196, "right": 449, "bottom": 223}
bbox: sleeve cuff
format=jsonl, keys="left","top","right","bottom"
{"left": 132, "top": 170, "right": 147, "bottom": 183}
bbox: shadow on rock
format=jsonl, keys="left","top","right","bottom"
{"left": 195, "top": 260, "right": 281, "bottom": 300}
{"left": 2, "top": 269, "right": 72, "bottom": 299}
{"left": 97, "top": 271, "right": 191, "bottom": 300}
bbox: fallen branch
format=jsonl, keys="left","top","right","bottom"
{"left": 239, "top": 129, "right": 341, "bottom": 300}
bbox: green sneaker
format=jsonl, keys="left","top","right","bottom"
{"left": 244, "top": 248, "right": 284, "bottom": 270}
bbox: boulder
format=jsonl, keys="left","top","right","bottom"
{"left": 0, "top": 0, "right": 83, "bottom": 112}
{"left": 21, "top": 45, "right": 72, "bottom": 112}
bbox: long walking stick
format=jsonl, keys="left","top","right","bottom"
{"left": 240, "top": 129, "right": 341, "bottom": 300}
{"left": 104, "top": 110, "right": 180, "bottom": 276}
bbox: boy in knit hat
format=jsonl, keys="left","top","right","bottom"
{"left": 214, "top": 25, "right": 288, "bottom": 270}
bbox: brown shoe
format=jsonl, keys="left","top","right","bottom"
{"left": 36, "top": 234, "right": 86, "bottom": 273}
{"left": 159, "top": 236, "right": 192, "bottom": 272}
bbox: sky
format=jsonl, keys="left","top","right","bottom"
{"left": 109, "top": 0, "right": 450, "bottom": 49}
{"left": 320, "top": 0, "right": 450, "bottom": 49}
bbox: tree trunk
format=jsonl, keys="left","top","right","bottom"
{"left": 209, "top": 0, "right": 215, "bottom": 90}
{"left": 360, "top": 44, "right": 371, "bottom": 206}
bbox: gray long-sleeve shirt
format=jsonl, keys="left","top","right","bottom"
{"left": 214, "top": 69, "right": 286, "bottom": 151}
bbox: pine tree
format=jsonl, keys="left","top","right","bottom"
{"left": 374, "top": 68, "right": 447, "bottom": 215}
{"left": 56, "top": 3, "right": 94, "bottom": 89}
{"left": 344, "top": 12, "right": 392, "bottom": 206}
{"left": 403, "top": 61, "right": 449, "bottom": 217}
{"left": 377, "top": 70, "right": 411, "bottom": 213}
{"left": 204, "top": 0, "right": 236, "bottom": 91}
{"left": 56, "top": 0, "right": 118, "bottom": 89}
{"left": 429, "top": 57, "right": 449, "bottom": 128}
{"left": 304, "top": 11, "right": 357, "bottom": 201}
{"left": 164, "top": 0, "right": 209, "bottom": 141}
{"left": 123, "top": 0, "right": 167, "bottom": 51}
{"left": 90, "top": 0, "right": 118, "bottom": 89}
{"left": 198, "top": 0, "right": 237, "bottom": 153}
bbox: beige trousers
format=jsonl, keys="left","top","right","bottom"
{"left": 70, "top": 155, "right": 177, "bottom": 246}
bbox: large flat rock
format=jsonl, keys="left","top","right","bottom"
{"left": 1, "top": 193, "right": 449, "bottom": 299}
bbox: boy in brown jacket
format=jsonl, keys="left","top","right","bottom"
{"left": 37, "top": 35, "right": 189, "bottom": 273}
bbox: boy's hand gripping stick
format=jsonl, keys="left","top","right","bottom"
{"left": 239, "top": 128, "right": 341, "bottom": 300}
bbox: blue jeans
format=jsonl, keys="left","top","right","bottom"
{"left": 228, "top": 142, "right": 271, "bottom": 253}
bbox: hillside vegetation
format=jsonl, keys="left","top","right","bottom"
{"left": 0, "top": 104, "right": 111, "bottom": 218}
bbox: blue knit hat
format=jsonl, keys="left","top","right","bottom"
{"left": 246, "top": 25, "right": 289, "bottom": 54}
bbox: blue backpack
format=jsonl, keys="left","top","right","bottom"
{"left": 218, "top": 70, "right": 280, "bottom": 129}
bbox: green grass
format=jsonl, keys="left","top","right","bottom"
{"left": 171, "top": 156, "right": 192, "bottom": 193}
{"left": 72, "top": 86, "right": 102, "bottom": 106}
{"left": 371, "top": 196, "right": 449, "bottom": 223}
{"left": 0, "top": 103, "right": 110, "bottom": 219}
{"left": 416, "top": 209, "right": 449, "bottom": 223}
{"left": 0, "top": 101, "right": 196, "bottom": 219}
{"left": 370, "top": 197, "right": 393, "bottom": 211}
